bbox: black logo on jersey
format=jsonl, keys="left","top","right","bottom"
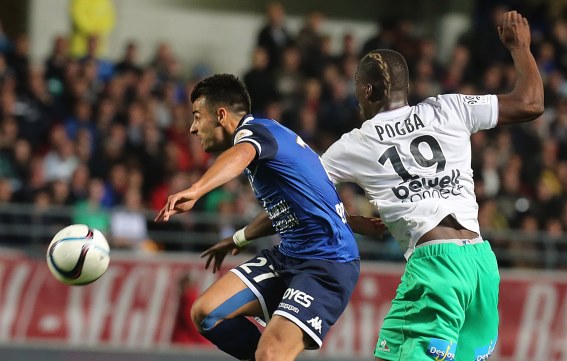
{"left": 375, "top": 114, "right": 425, "bottom": 141}
{"left": 391, "top": 169, "right": 464, "bottom": 202}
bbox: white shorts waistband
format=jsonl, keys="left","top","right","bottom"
{"left": 416, "top": 236, "right": 484, "bottom": 248}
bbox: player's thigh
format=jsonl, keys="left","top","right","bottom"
{"left": 375, "top": 250, "right": 464, "bottom": 361}
{"left": 256, "top": 314, "right": 309, "bottom": 361}
{"left": 273, "top": 258, "right": 360, "bottom": 350}
{"left": 191, "top": 271, "right": 263, "bottom": 325}
{"left": 456, "top": 249, "right": 500, "bottom": 360}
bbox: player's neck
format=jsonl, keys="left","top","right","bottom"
{"left": 226, "top": 112, "right": 248, "bottom": 135}
{"left": 382, "top": 94, "right": 408, "bottom": 112}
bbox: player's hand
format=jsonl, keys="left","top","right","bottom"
{"left": 498, "top": 11, "right": 531, "bottom": 50}
{"left": 200, "top": 236, "right": 243, "bottom": 273}
{"left": 347, "top": 215, "right": 386, "bottom": 239}
{"left": 154, "top": 189, "right": 199, "bottom": 222}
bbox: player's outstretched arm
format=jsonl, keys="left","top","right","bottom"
{"left": 155, "top": 142, "right": 257, "bottom": 222}
{"left": 497, "top": 10, "right": 544, "bottom": 125}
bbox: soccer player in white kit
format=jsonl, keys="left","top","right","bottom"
{"left": 322, "top": 11, "right": 543, "bottom": 361}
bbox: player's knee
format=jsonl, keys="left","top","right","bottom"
{"left": 190, "top": 295, "right": 228, "bottom": 332}
{"left": 190, "top": 297, "right": 207, "bottom": 332}
{"left": 255, "top": 343, "right": 280, "bottom": 361}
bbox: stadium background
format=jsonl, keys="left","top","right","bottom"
{"left": 0, "top": 0, "right": 566, "bottom": 360}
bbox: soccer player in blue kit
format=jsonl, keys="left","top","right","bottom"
{"left": 155, "top": 74, "right": 375, "bottom": 361}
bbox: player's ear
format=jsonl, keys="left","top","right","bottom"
{"left": 365, "top": 84, "right": 373, "bottom": 101}
{"left": 368, "top": 82, "right": 386, "bottom": 103}
{"left": 216, "top": 107, "right": 227, "bottom": 126}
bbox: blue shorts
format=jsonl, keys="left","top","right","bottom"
{"left": 230, "top": 246, "right": 360, "bottom": 349}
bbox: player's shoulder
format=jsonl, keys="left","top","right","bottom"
{"left": 420, "top": 93, "right": 493, "bottom": 109}
{"left": 420, "top": 93, "right": 460, "bottom": 108}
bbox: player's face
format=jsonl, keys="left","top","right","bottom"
{"left": 190, "top": 97, "right": 227, "bottom": 152}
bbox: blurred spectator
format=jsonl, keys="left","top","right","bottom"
{"left": 80, "top": 36, "right": 115, "bottom": 82}
{"left": 5, "top": 34, "right": 30, "bottom": 92}
{"left": 461, "top": 5, "right": 511, "bottom": 76}
{"left": 360, "top": 19, "right": 396, "bottom": 58}
{"left": 73, "top": 178, "right": 110, "bottom": 234}
{"left": 275, "top": 46, "right": 303, "bottom": 116}
{"left": 51, "top": 179, "right": 71, "bottom": 206}
{"left": 43, "top": 137, "right": 79, "bottom": 182}
{"left": 45, "top": 35, "right": 70, "bottom": 87}
{"left": 257, "top": 2, "right": 293, "bottom": 72}
{"left": 101, "top": 163, "right": 128, "bottom": 207}
{"left": 335, "top": 33, "right": 358, "bottom": 66}
{"left": 171, "top": 273, "right": 208, "bottom": 345}
{"left": 296, "top": 11, "right": 326, "bottom": 78}
{"left": 110, "top": 188, "right": 152, "bottom": 250}
{"left": 69, "top": 163, "right": 90, "bottom": 203}
{"left": 550, "top": 19, "right": 567, "bottom": 73}
{"left": 115, "top": 40, "right": 142, "bottom": 75}
{"left": 243, "top": 47, "right": 276, "bottom": 115}
{"left": 0, "top": 21, "right": 11, "bottom": 54}
{"left": 481, "top": 147, "right": 500, "bottom": 197}
{"left": 29, "top": 189, "right": 71, "bottom": 243}
{"left": 204, "top": 179, "right": 238, "bottom": 213}
{"left": 0, "top": 178, "right": 16, "bottom": 241}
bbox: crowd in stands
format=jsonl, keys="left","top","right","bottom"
{"left": 0, "top": 2, "right": 566, "bottom": 267}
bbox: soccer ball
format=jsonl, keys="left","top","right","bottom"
{"left": 46, "top": 224, "right": 110, "bottom": 285}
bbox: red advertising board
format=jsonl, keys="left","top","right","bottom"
{"left": 1, "top": 250, "right": 566, "bottom": 360}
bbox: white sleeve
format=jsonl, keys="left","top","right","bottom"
{"left": 321, "top": 134, "right": 356, "bottom": 184}
{"left": 437, "top": 94, "right": 499, "bottom": 133}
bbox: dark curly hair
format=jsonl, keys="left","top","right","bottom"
{"left": 190, "top": 74, "right": 251, "bottom": 114}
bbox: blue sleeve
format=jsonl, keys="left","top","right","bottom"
{"left": 233, "top": 123, "right": 278, "bottom": 162}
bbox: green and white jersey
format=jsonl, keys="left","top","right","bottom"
{"left": 322, "top": 94, "right": 499, "bottom": 259}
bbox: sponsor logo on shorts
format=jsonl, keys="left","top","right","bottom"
{"left": 278, "top": 302, "right": 299, "bottom": 314}
{"left": 427, "top": 338, "right": 456, "bottom": 361}
{"left": 282, "top": 288, "right": 314, "bottom": 308}
{"left": 376, "top": 338, "right": 390, "bottom": 353}
{"left": 307, "top": 316, "right": 323, "bottom": 334}
{"left": 474, "top": 336, "right": 497, "bottom": 361}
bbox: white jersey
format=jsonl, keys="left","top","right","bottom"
{"left": 322, "top": 94, "right": 499, "bottom": 259}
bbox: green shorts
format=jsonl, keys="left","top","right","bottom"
{"left": 374, "top": 241, "right": 500, "bottom": 361}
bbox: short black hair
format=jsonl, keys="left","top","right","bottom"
{"left": 190, "top": 74, "right": 251, "bottom": 114}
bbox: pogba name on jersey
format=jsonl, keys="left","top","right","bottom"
{"left": 375, "top": 114, "right": 425, "bottom": 141}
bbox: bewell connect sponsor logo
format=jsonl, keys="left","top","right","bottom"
{"left": 427, "top": 338, "right": 456, "bottom": 361}
{"left": 391, "top": 169, "right": 464, "bottom": 202}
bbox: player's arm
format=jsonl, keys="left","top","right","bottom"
{"left": 496, "top": 10, "right": 544, "bottom": 125}
{"left": 200, "top": 211, "right": 276, "bottom": 273}
{"left": 347, "top": 214, "right": 385, "bottom": 239}
{"left": 241, "top": 211, "right": 276, "bottom": 240}
{"left": 155, "top": 142, "right": 256, "bottom": 222}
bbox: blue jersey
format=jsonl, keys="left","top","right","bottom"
{"left": 233, "top": 115, "right": 359, "bottom": 262}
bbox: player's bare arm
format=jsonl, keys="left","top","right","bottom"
{"left": 497, "top": 10, "right": 544, "bottom": 125}
{"left": 347, "top": 215, "right": 385, "bottom": 239}
{"left": 155, "top": 142, "right": 256, "bottom": 222}
{"left": 201, "top": 211, "right": 276, "bottom": 273}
